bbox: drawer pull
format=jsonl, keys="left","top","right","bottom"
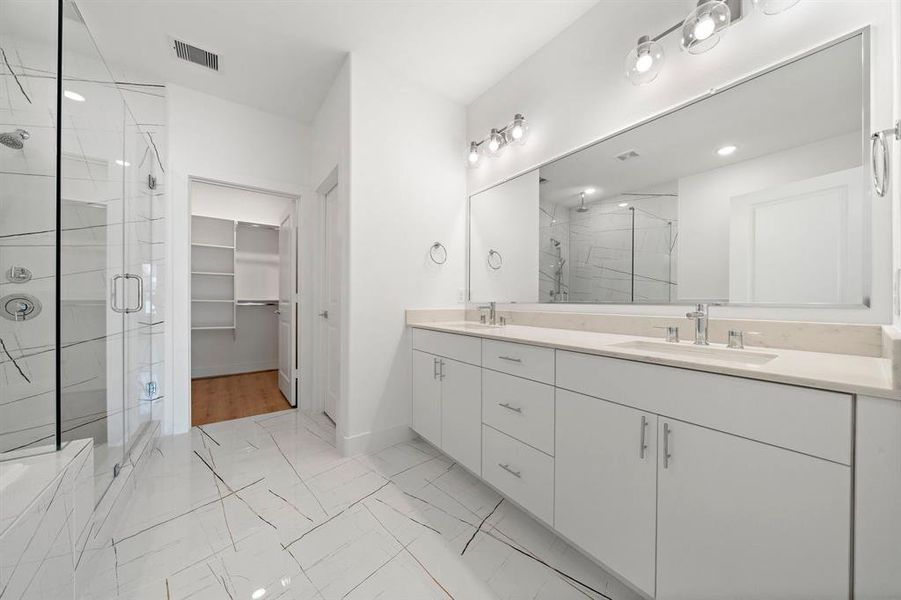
{"left": 498, "top": 463, "right": 522, "bottom": 478}
{"left": 433, "top": 357, "right": 439, "bottom": 380}
{"left": 498, "top": 402, "right": 522, "bottom": 414}
{"left": 498, "top": 356, "right": 522, "bottom": 363}
{"left": 663, "top": 422, "right": 672, "bottom": 468}
{"left": 639, "top": 415, "right": 648, "bottom": 459}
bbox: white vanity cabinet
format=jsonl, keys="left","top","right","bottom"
{"left": 555, "top": 389, "right": 658, "bottom": 597}
{"left": 656, "top": 419, "right": 850, "bottom": 600}
{"left": 410, "top": 328, "right": 857, "bottom": 599}
{"left": 411, "top": 330, "right": 482, "bottom": 475}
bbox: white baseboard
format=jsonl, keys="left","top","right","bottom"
{"left": 338, "top": 424, "right": 414, "bottom": 456}
{"left": 191, "top": 361, "right": 278, "bottom": 379}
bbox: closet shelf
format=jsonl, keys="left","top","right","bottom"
{"left": 191, "top": 243, "right": 235, "bottom": 250}
{"left": 191, "top": 326, "right": 235, "bottom": 331}
{"left": 236, "top": 299, "right": 278, "bottom": 306}
{"left": 191, "top": 271, "right": 235, "bottom": 276}
{"left": 191, "top": 299, "right": 234, "bottom": 304}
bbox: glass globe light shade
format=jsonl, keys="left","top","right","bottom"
{"left": 624, "top": 36, "right": 665, "bottom": 85}
{"left": 752, "top": 0, "right": 801, "bottom": 15}
{"left": 486, "top": 128, "right": 505, "bottom": 156}
{"left": 467, "top": 142, "right": 481, "bottom": 168}
{"left": 507, "top": 114, "right": 528, "bottom": 145}
{"left": 681, "top": 0, "right": 731, "bottom": 54}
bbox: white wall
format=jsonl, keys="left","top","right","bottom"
{"left": 344, "top": 54, "right": 467, "bottom": 453}
{"left": 466, "top": 0, "right": 897, "bottom": 324}
{"left": 678, "top": 132, "right": 861, "bottom": 300}
{"left": 166, "top": 84, "right": 310, "bottom": 434}
{"left": 191, "top": 181, "right": 294, "bottom": 225}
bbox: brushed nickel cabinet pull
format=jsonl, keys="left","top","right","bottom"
{"left": 498, "top": 463, "right": 521, "bottom": 478}
{"left": 663, "top": 422, "right": 672, "bottom": 468}
{"left": 498, "top": 356, "right": 522, "bottom": 363}
{"left": 639, "top": 415, "right": 648, "bottom": 459}
{"left": 498, "top": 402, "right": 522, "bottom": 414}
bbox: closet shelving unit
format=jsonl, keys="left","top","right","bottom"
{"left": 191, "top": 215, "right": 237, "bottom": 331}
{"left": 191, "top": 216, "right": 280, "bottom": 333}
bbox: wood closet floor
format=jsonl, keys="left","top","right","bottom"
{"left": 191, "top": 370, "right": 292, "bottom": 426}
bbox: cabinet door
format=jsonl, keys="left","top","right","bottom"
{"left": 555, "top": 390, "right": 657, "bottom": 597}
{"left": 441, "top": 358, "right": 482, "bottom": 475}
{"left": 657, "top": 419, "right": 850, "bottom": 600}
{"left": 412, "top": 350, "right": 441, "bottom": 447}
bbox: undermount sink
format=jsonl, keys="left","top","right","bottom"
{"left": 612, "top": 340, "right": 778, "bottom": 366}
{"left": 459, "top": 322, "right": 505, "bottom": 330}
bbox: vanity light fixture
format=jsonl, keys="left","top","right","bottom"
{"left": 623, "top": 0, "right": 742, "bottom": 85}
{"left": 467, "top": 114, "right": 528, "bottom": 163}
{"left": 752, "top": 0, "right": 801, "bottom": 15}
{"left": 681, "top": 0, "right": 733, "bottom": 54}
{"left": 468, "top": 142, "right": 481, "bottom": 168}
{"left": 576, "top": 192, "right": 590, "bottom": 213}
{"left": 115, "top": 159, "right": 130, "bottom": 167}
{"left": 716, "top": 144, "right": 737, "bottom": 156}
{"left": 64, "top": 90, "right": 85, "bottom": 102}
{"left": 625, "top": 35, "right": 665, "bottom": 85}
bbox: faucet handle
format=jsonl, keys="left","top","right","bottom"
{"left": 727, "top": 329, "right": 760, "bottom": 349}
{"left": 654, "top": 325, "right": 680, "bottom": 343}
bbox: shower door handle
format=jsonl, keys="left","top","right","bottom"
{"left": 124, "top": 274, "right": 144, "bottom": 313}
{"left": 111, "top": 274, "right": 127, "bottom": 313}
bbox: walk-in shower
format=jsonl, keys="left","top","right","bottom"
{"left": 0, "top": 0, "right": 167, "bottom": 504}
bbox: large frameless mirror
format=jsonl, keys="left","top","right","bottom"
{"left": 468, "top": 31, "right": 869, "bottom": 306}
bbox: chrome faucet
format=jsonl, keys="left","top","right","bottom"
{"left": 478, "top": 301, "right": 497, "bottom": 325}
{"left": 685, "top": 303, "right": 712, "bottom": 345}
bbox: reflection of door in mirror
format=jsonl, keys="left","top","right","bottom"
{"left": 729, "top": 167, "right": 863, "bottom": 304}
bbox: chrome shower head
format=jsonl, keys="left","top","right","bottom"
{"left": 575, "top": 192, "right": 589, "bottom": 213}
{"left": 0, "top": 129, "right": 29, "bottom": 150}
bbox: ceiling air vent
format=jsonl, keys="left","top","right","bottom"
{"left": 172, "top": 39, "right": 219, "bottom": 72}
{"left": 615, "top": 150, "right": 640, "bottom": 162}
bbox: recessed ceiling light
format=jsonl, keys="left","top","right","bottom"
{"left": 716, "top": 145, "right": 737, "bottom": 156}
{"left": 618, "top": 202, "right": 630, "bottom": 208}
{"left": 584, "top": 187, "right": 597, "bottom": 195}
{"left": 115, "top": 159, "right": 131, "bottom": 167}
{"left": 252, "top": 589, "right": 266, "bottom": 600}
{"left": 64, "top": 90, "right": 85, "bottom": 102}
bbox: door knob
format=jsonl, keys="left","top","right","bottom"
{"left": 318, "top": 310, "right": 329, "bottom": 319}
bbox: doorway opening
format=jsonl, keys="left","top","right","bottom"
{"left": 189, "top": 180, "right": 299, "bottom": 426}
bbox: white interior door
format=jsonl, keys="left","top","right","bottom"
{"left": 323, "top": 185, "right": 340, "bottom": 421}
{"left": 278, "top": 206, "right": 296, "bottom": 406}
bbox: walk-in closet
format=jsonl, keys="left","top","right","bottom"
{"left": 190, "top": 181, "right": 297, "bottom": 425}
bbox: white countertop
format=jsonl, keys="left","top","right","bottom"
{"left": 409, "top": 321, "right": 899, "bottom": 400}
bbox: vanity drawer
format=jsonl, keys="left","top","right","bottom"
{"left": 412, "top": 328, "right": 481, "bottom": 366}
{"left": 482, "top": 425, "right": 554, "bottom": 525}
{"left": 482, "top": 339, "right": 554, "bottom": 384}
{"left": 482, "top": 370, "right": 554, "bottom": 455}
{"left": 556, "top": 350, "right": 852, "bottom": 464}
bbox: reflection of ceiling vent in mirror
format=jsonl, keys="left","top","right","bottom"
{"left": 615, "top": 150, "right": 640, "bottom": 162}
{"left": 172, "top": 39, "right": 219, "bottom": 71}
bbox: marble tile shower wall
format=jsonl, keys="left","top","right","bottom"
{"left": 540, "top": 193, "right": 678, "bottom": 304}
{"left": 0, "top": 11, "right": 167, "bottom": 458}
{"left": 0, "top": 24, "right": 60, "bottom": 453}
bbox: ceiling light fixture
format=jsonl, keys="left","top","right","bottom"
{"left": 751, "top": 0, "right": 801, "bottom": 15}
{"left": 466, "top": 114, "right": 528, "bottom": 163}
{"left": 251, "top": 589, "right": 266, "bottom": 600}
{"left": 618, "top": 202, "right": 630, "bottom": 208}
{"left": 625, "top": 35, "right": 665, "bottom": 86}
{"left": 716, "top": 144, "right": 737, "bottom": 156}
{"left": 64, "top": 90, "right": 85, "bottom": 102}
{"left": 584, "top": 187, "right": 597, "bottom": 195}
{"left": 576, "top": 192, "right": 589, "bottom": 213}
{"left": 681, "top": 0, "right": 733, "bottom": 54}
{"left": 115, "top": 159, "right": 130, "bottom": 167}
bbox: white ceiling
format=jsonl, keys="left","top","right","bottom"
{"left": 538, "top": 34, "right": 865, "bottom": 208}
{"left": 75, "top": 0, "right": 599, "bottom": 122}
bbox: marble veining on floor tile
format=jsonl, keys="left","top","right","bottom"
{"left": 77, "top": 409, "right": 640, "bottom": 600}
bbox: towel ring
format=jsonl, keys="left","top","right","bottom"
{"left": 429, "top": 242, "right": 447, "bottom": 265}
{"left": 872, "top": 122, "right": 900, "bottom": 198}
{"left": 487, "top": 249, "right": 503, "bottom": 270}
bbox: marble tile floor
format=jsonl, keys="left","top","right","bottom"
{"left": 79, "top": 409, "right": 640, "bottom": 600}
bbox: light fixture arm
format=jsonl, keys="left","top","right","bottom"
{"left": 646, "top": 0, "right": 742, "bottom": 46}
